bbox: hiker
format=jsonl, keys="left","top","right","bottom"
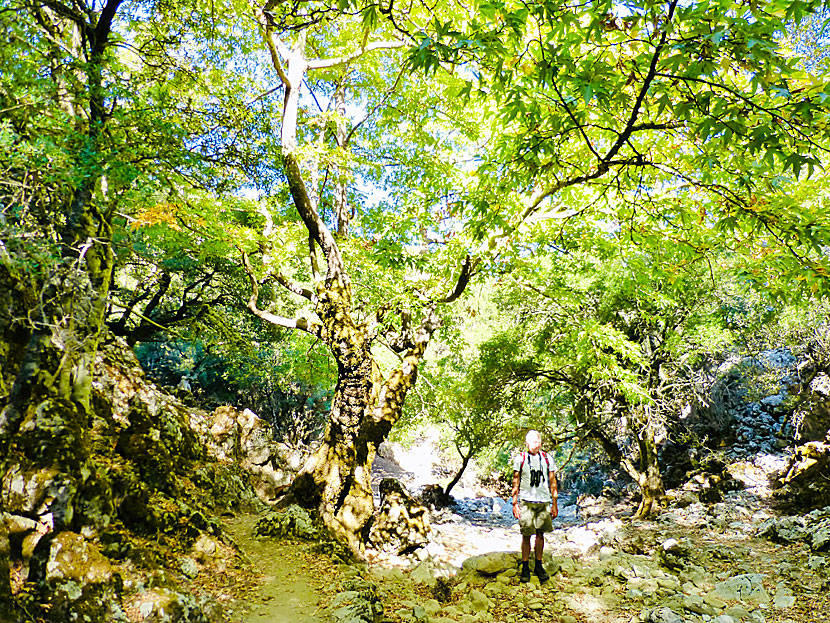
{"left": 512, "top": 429, "right": 558, "bottom": 583}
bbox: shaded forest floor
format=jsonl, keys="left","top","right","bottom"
{"left": 219, "top": 515, "right": 341, "bottom": 623}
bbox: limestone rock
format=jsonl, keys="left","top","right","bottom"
{"left": 648, "top": 606, "right": 684, "bottom": 623}
{"left": 45, "top": 532, "right": 113, "bottom": 584}
{"left": 461, "top": 551, "right": 520, "bottom": 576}
{"left": 368, "top": 478, "right": 430, "bottom": 555}
{"left": 196, "top": 406, "right": 306, "bottom": 502}
{"left": 599, "top": 545, "right": 616, "bottom": 560}
{"left": 410, "top": 560, "right": 438, "bottom": 586}
{"left": 793, "top": 373, "right": 830, "bottom": 442}
{"left": 773, "top": 441, "right": 830, "bottom": 511}
{"left": 808, "top": 516, "right": 830, "bottom": 551}
{"left": 773, "top": 583, "right": 796, "bottom": 609}
{"left": 756, "top": 516, "right": 808, "bottom": 543}
{"left": 710, "top": 574, "right": 771, "bottom": 605}
{"left": 39, "top": 533, "right": 129, "bottom": 623}
{"left": 468, "top": 589, "right": 492, "bottom": 612}
{"left": 682, "top": 594, "right": 716, "bottom": 616}
{"left": 126, "top": 587, "right": 222, "bottom": 623}
{"left": 757, "top": 506, "right": 830, "bottom": 552}
{"left": 419, "top": 483, "right": 453, "bottom": 509}
{"left": 329, "top": 579, "right": 384, "bottom": 623}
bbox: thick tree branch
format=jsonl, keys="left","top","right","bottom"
{"left": 241, "top": 250, "right": 323, "bottom": 337}
{"left": 307, "top": 39, "right": 405, "bottom": 69}
{"left": 527, "top": 0, "right": 678, "bottom": 215}
{"left": 284, "top": 152, "right": 347, "bottom": 284}
{"left": 92, "top": 0, "right": 122, "bottom": 57}
{"left": 436, "top": 254, "right": 479, "bottom": 303}
{"left": 528, "top": 155, "right": 648, "bottom": 212}
{"left": 255, "top": 7, "right": 291, "bottom": 86}
{"left": 601, "top": 0, "right": 678, "bottom": 165}
{"left": 274, "top": 270, "right": 317, "bottom": 302}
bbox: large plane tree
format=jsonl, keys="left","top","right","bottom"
{"left": 3, "top": 0, "right": 830, "bottom": 574}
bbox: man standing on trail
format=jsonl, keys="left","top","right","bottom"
{"left": 512, "top": 429, "right": 558, "bottom": 583}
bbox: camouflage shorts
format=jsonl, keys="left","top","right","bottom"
{"left": 518, "top": 500, "right": 553, "bottom": 536}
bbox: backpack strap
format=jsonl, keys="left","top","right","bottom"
{"left": 520, "top": 450, "right": 553, "bottom": 481}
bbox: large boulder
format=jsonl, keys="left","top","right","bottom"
{"left": 122, "top": 587, "right": 225, "bottom": 623}
{"left": 328, "top": 578, "right": 384, "bottom": 623}
{"left": 37, "top": 531, "right": 128, "bottom": 623}
{"left": 368, "top": 478, "right": 430, "bottom": 555}
{"left": 757, "top": 506, "right": 830, "bottom": 552}
{"left": 710, "top": 573, "right": 771, "bottom": 605}
{"left": 460, "top": 551, "right": 520, "bottom": 576}
{"left": 792, "top": 373, "right": 830, "bottom": 443}
{"left": 0, "top": 336, "right": 264, "bottom": 621}
{"left": 192, "top": 406, "right": 307, "bottom": 502}
{"left": 773, "top": 439, "right": 830, "bottom": 511}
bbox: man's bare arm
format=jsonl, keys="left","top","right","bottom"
{"left": 512, "top": 471, "right": 521, "bottom": 519}
{"left": 550, "top": 470, "right": 559, "bottom": 518}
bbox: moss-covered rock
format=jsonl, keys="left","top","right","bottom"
{"left": 15, "top": 398, "right": 88, "bottom": 470}
{"left": 123, "top": 586, "right": 224, "bottom": 623}
{"left": 33, "top": 531, "right": 128, "bottom": 623}
{"left": 189, "top": 405, "right": 302, "bottom": 503}
{"left": 0, "top": 506, "right": 13, "bottom": 620}
{"left": 0, "top": 334, "right": 285, "bottom": 621}
{"left": 44, "top": 579, "right": 129, "bottom": 623}
{"left": 368, "top": 478, "right": 430, "bottom": 555}
{"left": 45, "top": 532, "right": 114, "bottom": 584}
{"left": 773, "top": 439, "right": 830, "bottom": 511}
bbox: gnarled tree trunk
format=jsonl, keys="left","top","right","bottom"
{"left": 589, "top": 418, "right": 666, "bottom": 518}
{"left": 248, "top": 12, "right": 475, "bottom": 554}
{"left": 277, "top": 283, "right": 440, "bottom": 553}
{"left": 632, "top": 432, "right": 665, "bottom": 517}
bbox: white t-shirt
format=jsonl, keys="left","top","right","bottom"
{"left": 513, "top": 451, "right": 553, "bottom": 503}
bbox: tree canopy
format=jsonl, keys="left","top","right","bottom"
{"left": 3, "top": 0, "right": 830, "bottom": 565}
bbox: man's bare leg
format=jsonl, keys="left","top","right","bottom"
{"left": 534, "top": 532, "right": 544, "bottom": 560}
{"left": 521, "top": 535, "right": 532, "bottom": 561}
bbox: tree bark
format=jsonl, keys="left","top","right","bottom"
{"left": 332, "top": 82, "right": 350, "bottom": 238}
{"left": 588, "top": 420, "right": 665, "bottom": 518}
{"left": 443, "top": 452, "right": 471, "bottom": 498}
{"left": 280, "top": 297, "right": 436, "bottom": 553}
{"left": 633, "top": 433, "right": 665, "bottom": 518}
{"left": 253, "top": 15, "right": 470, "bottom": 553}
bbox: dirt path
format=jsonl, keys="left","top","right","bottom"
{"left": 222, "top": 515, "right": 332, "bottom": 623}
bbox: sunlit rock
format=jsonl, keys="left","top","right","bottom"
{"left": 460, "top": 551, "right": 519, "bottom": 576}
{"left": 368, "top": 478, "right": 430, "bottom": 555}
{"left": 710, "top": 573, "right": 771, "bottom": 605}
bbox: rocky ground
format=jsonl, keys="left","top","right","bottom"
{"left": 6, "top": 338, "right": 827, "bottom": 623}
{"left": 164, "top": 345, "right": 830, "bottom": 623}
{"left": 233, "top": 443, "right": 829, "bottom": 623}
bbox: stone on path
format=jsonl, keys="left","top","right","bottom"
{"left": 649, "top": 606, "right": 685, "bottom": 623}
{"left": 461, "top": 551, "right": 519, "bottom": 576}
{"left": 710, "top": 574, "right": 771, "bottom": 605}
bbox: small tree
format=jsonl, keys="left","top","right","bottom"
{"left": 473, "top": 229, "right": 737, "bottom": 516}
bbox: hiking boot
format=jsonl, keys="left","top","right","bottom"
{"left": 534, "top": 560, "right": 550, "bottom": 583}
{"left": 520, "top": 562, "right": 531, "bottom": 583}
